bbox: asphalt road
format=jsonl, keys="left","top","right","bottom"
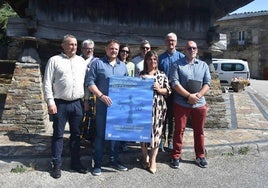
{"left": 249, "top": 79, "right": 268, "bottom": 100}
{"left": 0, "top": 151, "right": 267, "bottom": 188}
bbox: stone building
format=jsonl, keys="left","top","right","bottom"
{"left": 215, "top": 11, "right": 268, "bottom": 79}
{"left": 0, "top": 0, "right": 253, "bottom": 132}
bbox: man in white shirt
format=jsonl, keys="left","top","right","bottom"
{"left": 132, "top": 40, "right": 151, "bottom": 76}
{"left": 43, "top": 34, "right": 88, "bottom": 179}
{"left": 81, "top": 39, "right": 97, "bottom": 67}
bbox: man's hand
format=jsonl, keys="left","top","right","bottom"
{"left": 187, "top": 93, "right": 200, "bottom": 104}
{"left": 48, "top": 104, "right": 57, "bottom": 114}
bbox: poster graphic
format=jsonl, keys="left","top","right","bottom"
{"left": 105, "top": 76, "right": 154, "bottom": 142}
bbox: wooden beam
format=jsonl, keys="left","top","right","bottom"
{"left": 7, "top": 18, "right": 208, "bottom": 49}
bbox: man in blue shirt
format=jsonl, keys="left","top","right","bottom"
{"left": 86, "top": 39, "right": 128, "bottom": 176}
{"left": 158, "top": 33, "right": 184, "bottom": 151}
{"left": 169, "top": 40, "right": 211, "bottom": 169}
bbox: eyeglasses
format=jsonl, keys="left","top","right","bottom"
{"left": 83, "top": 47, "right": 93, "bottom": 51}
{"left": 167, "top": 39, "right": 176, "bottom": 43}
{"left": 187, "top": 47, "right": 197, "bottom": 51}
{"left": 141, "top": 47, "right": 150, "bottom": 50}
{"left": 120, "top": 50, "right": 130, "bottom": 54}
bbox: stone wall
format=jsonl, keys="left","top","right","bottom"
{"left": 0, "top": 62, "right": 49, "bottom": 133}
{"left": 216, "top": 12, "right": 268, "bottom": 79}
{"left": 205, "top": 72, "right": 230, "bottom": 128}
{"left": 0, "top": 62, "right": 229, "bottom": 133}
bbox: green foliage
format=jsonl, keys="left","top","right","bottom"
{"left": 10, "top": 165, "right": 27, "bottom": 173}
{"left": 0, "top": 3, "right": 17, "bottom": 30}
{"left": 238, "top": 146, "right": 250, "bottom": 155}
{"left": 0, "top": 3, "right": 17, "bottom": 43}
{"left": 222, "top": 152, "right": 234, "bottom": 156}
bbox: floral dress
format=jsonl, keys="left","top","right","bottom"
{"left": 141, "top": 70, "right": 171, "bottom": 148}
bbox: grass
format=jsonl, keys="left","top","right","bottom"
{"left": 10, "top": 165, "right": 27, "bottom": 173}
{"left": 238, "top": 146, "right": 250, "bottom": 155}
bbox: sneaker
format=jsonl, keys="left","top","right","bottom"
{"left": 92, "top": 167, "right": 101, "bottom": 176}
{"left": 51, "top": 166, "right": 61, "bottom": 179}
{"left": 196, "top": 157, "right": 208, "bottom": 168}
{"left": 110, "top": 161, "right": 128, "bottom": 171}
{"left": 170, "top": 158, "right": 180, "bottom": 169}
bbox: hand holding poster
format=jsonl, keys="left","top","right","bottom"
{"left": 105, "top": 76, "right": 154, "bottom": 142}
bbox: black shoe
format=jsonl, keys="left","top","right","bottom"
{"left": 170, "top": 158, "right": 180, "bottom": 169}
{"left": 51, "top": 167, "right": 61, "bottom": 179}
{"left": 71, "top": 164, "right": 88, "bottom": 174}
{"left": 196, "top": 157, "right": 208, "bottom": 168}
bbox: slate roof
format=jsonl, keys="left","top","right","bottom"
{"left": 219, "top": 10, "right": 268, "bottom": 21}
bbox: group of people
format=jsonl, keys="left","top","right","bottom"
{"left": 43, "top": 32, "right": 211, "bottom": 179}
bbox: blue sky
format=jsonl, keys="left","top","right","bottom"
{"left": 231, "top": 0, "right": 268, "bottom": 13}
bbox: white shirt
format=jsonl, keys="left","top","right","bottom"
{"left": 132, "top": 55, "right": 144, "bottom": 77}
{"left": 43, "top": 53, "right": 87, "bottom": 105}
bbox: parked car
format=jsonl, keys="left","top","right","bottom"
{"left": 212, "top": 58, "right": 250, "bottom": 87}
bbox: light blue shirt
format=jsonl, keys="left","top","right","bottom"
{"left": 85, "top": 56, "right": 128, "bottom": 96}
{"left": 170, "top": 57, "right": 211, "bottom": 108}
{"left": 158, "top": 50, "right": 185, "bottom": 79}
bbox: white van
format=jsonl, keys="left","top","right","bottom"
{"left": 212, "top": 58, "right": 250, "bottom": 86}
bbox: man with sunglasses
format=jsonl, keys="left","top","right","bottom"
{"left": 132, "top": 40, "right": 151, "bottom": 77}
{"left": 169, "top": 40, "right": 211, "bottom": 169}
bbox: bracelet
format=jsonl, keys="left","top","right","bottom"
{"left": 99, "top": 94, "right": 104, "bottom": 99}
{"left": 186, "top": 93, "right": 191, "bottom": 99}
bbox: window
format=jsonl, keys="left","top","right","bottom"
{"left": 221, "top": 63, "right": 244, "bottom": 71}
{"left": 238, "top": 31, "right": 245, "bottom": 45}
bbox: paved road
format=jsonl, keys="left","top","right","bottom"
{"left": 0, "top": 79, "right": 268, "bottom": 187}
{"left": 249, "top": 79, "right": 268, "bottom": 101}
{"left": 0, "top": 151, "right": 267, "bottom": 188}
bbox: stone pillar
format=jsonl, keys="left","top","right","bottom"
{"left": 205, "top": 72, "right": 230, "bottom": 128}
{"left": 0, "top": 62, "right": 49, "bottom": 133}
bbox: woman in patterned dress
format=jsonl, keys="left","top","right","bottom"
{"left": 139, "top": 50, "right": 171, "bottom": 174}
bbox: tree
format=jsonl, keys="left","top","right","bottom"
{"left": 0, "top": 3, "right": 17, "bottom": 42}
{"left": 0, "top": 3, "right": 17, "bottom": 59}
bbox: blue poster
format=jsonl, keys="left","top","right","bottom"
{"left": 105, "top": 76, "right": 154, "bottom": 142}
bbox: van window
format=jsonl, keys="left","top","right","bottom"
{"left": 213, "top": 63, "right": 218, "bottom": 70}
{"left": 221, "top": 63, "right": 244, "bottom": 71}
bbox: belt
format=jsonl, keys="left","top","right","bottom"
{"left": 54, "top": 98, "right": 81, "bottom": 103}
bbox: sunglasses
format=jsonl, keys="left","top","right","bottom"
{"left": 141, "top": 47, "right": 150, "bottom": 50}
{"left": 120, "top": 50, "right": 130, "bottom": 54}
{"left": 187, "top": 47, "right": 197, "bottom": 51}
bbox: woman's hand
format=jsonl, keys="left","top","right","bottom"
{"left": 153, "top": 82, "right": 160, "bottom": 92}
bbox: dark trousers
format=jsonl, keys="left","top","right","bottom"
{"left": 51, "top": 99, "right": 83, "bottom": 167}
{"left": 93, "top": 100, "right": 121, "bottom": 168}
{"left": 172, "top": 103, "right": 207, "bottom": 159}
{"left": 162, "top": 93, "right": 174, "bottom": 142}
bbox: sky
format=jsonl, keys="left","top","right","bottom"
{"left": 231, "top": 0, "right": 268, "bottom": 14}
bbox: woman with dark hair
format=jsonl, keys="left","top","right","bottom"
{"left": 139, "top": 50, "right": 171, "bottom": 174}
{"left": 118, "top": 44, "right": 135, "bottom": 77}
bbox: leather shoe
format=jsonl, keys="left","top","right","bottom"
{"left": 51, "top": 167, "right": 61, "bottom": 179}
{"left": 71, "top": 164, "right": 88, "bottom": 174}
